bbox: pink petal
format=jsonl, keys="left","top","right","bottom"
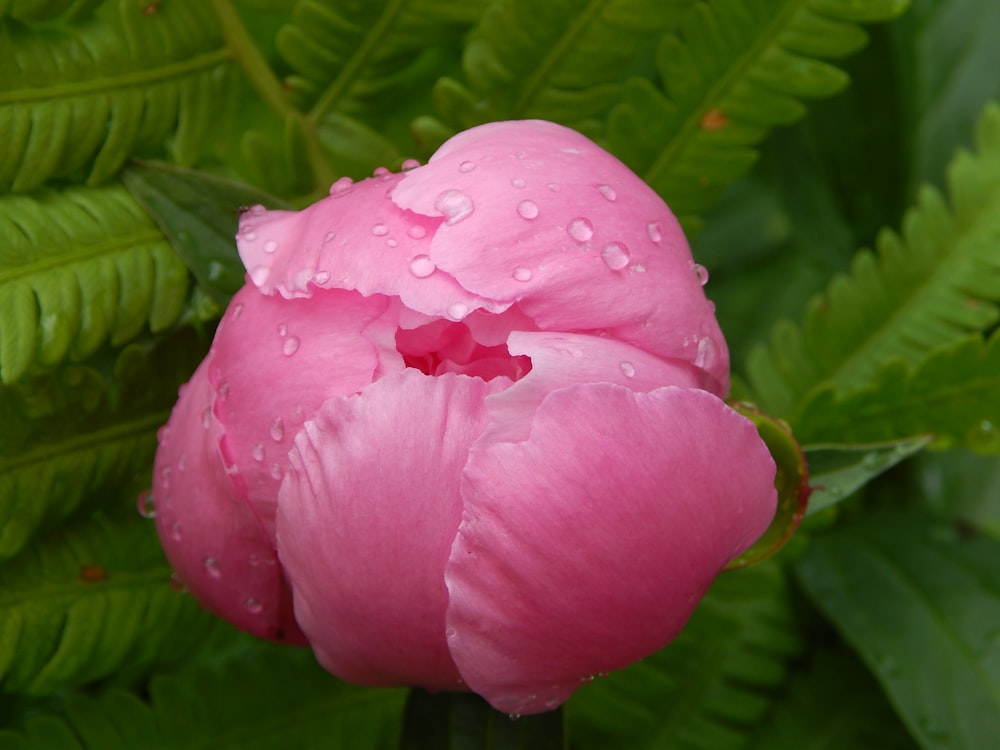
{"left": 236, "top": 173, "right": 501, "bottom": 321}
{"left": 391, "top": 120, "right": 729, "bottom": 388}
{"left": 153, "top": 360, "right": 305, "bottom": 644}
{"left": 276, "top": 370, "right": 504, "bottom": 690}
{"left": 484, "top": 331, "right": 719, "bottom": 442}
{"left": 210, "top": 284, "right": 400, "bottom": 538}
{"left": 445, "top": 384, "right": 777, "bottom": 715}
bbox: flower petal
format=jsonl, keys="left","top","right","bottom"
{"left": 210, "top": 285, "right": 398, "bottom": 538}
{"left": 153, "top": 360, "right": 305, "bottom": 643}
{"left": 391, "top": 120, "right": 728, "bottom": 388}
{"left": 445, "top": 384, "right": 777, "bottom": 714}
{"left": 277, "top": 370, "right": 503, "bottom": 689}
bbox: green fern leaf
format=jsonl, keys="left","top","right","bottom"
{"left": 607, "top": 0, "right": 909, "bottom": 232}
{"left": 567, "top": 562, "right": 804, "bottom": 750}
{"left": 0, "top": 1, "right": 235, "bottom": 191}
{"left": 0, "top": 0, "right": 103, "bottom": 22}
{"left": 796, "top": 332, "right": 1000, "bottom": 453}
{"left": 745, "top": 101, "right": 1000, "bottom": 421}
{"left": 432, "top": 0, "right": 694, "bottom": 133}
{"left": 0, "top": 511, "right": 214, "bottom": 695}
{"left": 0, "top": 328, "right": 208, "bottom": 562}
{"left": 0, "top": 184, "right": 191, "bottom": 384}
{"left": 0, "top": 639, "right": 404, "bottom": 749}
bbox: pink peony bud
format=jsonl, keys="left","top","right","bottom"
{"left": 152, "top": 120, "right": 777, "bottom": 715}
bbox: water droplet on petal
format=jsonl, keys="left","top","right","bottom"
{"left": 646, "top": 222, "right": 664, "bottom": 243}
{"left": 513, "top": 267, "right": 532, "bottom": 282}
{"left": 435, "top": 189, "right": 475, "bottom": 225}
{"left": 561, "top": 147, "right": 582, "bottom": 155}
{"left": 231, "top": 303, "right": 243, "bottom": 320}
{"left": 242, "top": 230, "right": 257, "bottom": 241}
{"left": 201, "top": 408, "right": 212, "bottom": 429}
{"left": 619, "top": 361, "right": 636, "bottom": 378}
{"left": 244, "top": 597, "right": 263, "bottom": 614}
{"left": 250, "top": 205, "right": 266, "bottom": 216}
{"left": 580, "top": 674, "right": 596, "bottom": 684}
{"left": 248, "top": 553, "right": 261, "bottom": 567}
{"left": 694, "top": 336, "right": 717, "bottom": 369}
{"left": 508, "top": 713, "right": 521, "bottom": 721}
{"left": 136, "top": 489, "right": 155, "bottom": 518}
{"left": 250, "top": 266, "right": 270, "bottom": 286}
{"left": 169, "top": 572, "right": 188, "bottom": 593}
{"left": 693, "top": 263, "right": 709, "bottom": 285}
{"left": 597, "top": 184, "right": 617, "bottom": 201}
{"left": 263, "top": 239, "right": 278, "bottom": 254}
{"left": 204, "top": 556, "right": 221, "bottom": 579}
{"left": 401, "top": 158, "right": 421, "bottom": 171}
{"left": 252, "top": 443, "right": 265, "bottom": 462}
{"left": 371, "top": 223, "right": 389, "bottom": 236}
{"left": 409, "top": 255, "right": 436, "bottom": 278}
{"left": 372, "top": 166, "right": 390, "bottom": 177}
{"left": 511, "top": 177, "right": 526, "bottom": 188}
{"left": 323, "top": 231, "right": 336, "bottom": 243}
{"left": 601, "top": 241, "right": 630, "bottom": 270}
{"left": 447, "top": 302, "right": 469, "bottom": 321}
{"left": 169, "top": 522, "right": 182, "bottom": 542}
{"left": 407, "top": 225, "right": 427, "bottom": 239}
{"left": 314, "top": 271, "right": 331, "bottom": 284}
{"left": 283, "top": 336, "right": 300, "bottom": 356}
{"left": 270, "top": 417, "right": 284, "bottom": 442}
{"left": 445, "top": 627, "right": 457, "bottom": 638}
{"left": 516, "top": 200, "right": 539, "bottom": 220}
{"left": 270, "top": 462, "right": 283, "bottom": 480}
{"left": 386, "top": 238, "right": 398, "bottom": 247}
{"left": 329, "top": 176, "right": 354, "bottom": 195}
{"left": 458, "top": 160, "right": 476, "bottom": 173}
{"left": 547, "top": 182, "right": 561, "bottom": 192}
{"left": 277, "top": 322, "right": 287, "bottom": 337}
{"left": 567, "top": 217, "right": 594, "bottom": 242}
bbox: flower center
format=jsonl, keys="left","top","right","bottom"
{"left": 396, "top": 320, "right": 531, "bottom": 382}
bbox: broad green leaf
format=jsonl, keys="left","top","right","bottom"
{"left": 0, "top": 327, "right": 208, "bottom": 561}
{"left": 796, "top": 513, "right": 1000, "bottom": 750}
{"left": 804, "top": 436, "right": 932, "bottom": 516}
{"left": 400, "top": 691, "right": 564, "bottom": 750}
{"left": 0, "top": 0, "right": 102, "bottom": 22}
{"left": 122, "top": 161, "right": 289, "bottom": 305}
{"left": 0, "top": 1, "right": 234, "bottom": 191}
{"left": 567, "top": 562, "right": 803, "bottom": 750}
{"left": 0, "top": 638, "right": 404, "bottom": 749}
{"left": 608, "top": 0, "right": 910, "bottom": 233}
{"left": 796, "top": 333, "right": 1000, "bottom": 452}
{"left": 746, "top": 101, "right": 1000, "bottom": 421}
{"left": 916, "top": 451, "right": 1000, "bottom": 538}
{"left": 0, "top": 511, "right": 214, "bottom": 695}
{"left": 0, "top": 184, "right": 190, "bottom": 384}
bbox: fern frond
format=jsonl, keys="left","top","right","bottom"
{"left": 0, "top": 511, "right": 214, "bottom": 695}
{"left": 0, "top": 1, "right": 235, "bottom": 191}
{"left": 432, "top": 0, "right": 694, "bottom": 134}
{"left": 607, "top": 0, "right": 910, "bottom": 232}
{"left": 746, "top": 101, "right": 1000, "bottom": 421}
{"left": 0, "top": 184, "right": 190, "bottom": 384}
{"left": 0, "top": 640, "right": 405, "bottom": 748}
{"left": 796, "top": 333, "right": 1000, "bottom": 453}
{"left": 568, "top": 562, "right": 804, "bottom": 750}
{"left": 0, "top": 0, "right": 103, "bottom": 22}
{"left": 277, "top": 0, "right": 484, "bottom": 119}
{"left": 0, "top": 328, "right": 208, "bottom": 561}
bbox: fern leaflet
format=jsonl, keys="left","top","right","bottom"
{"left": 746, "top": 101, "right": 1000, "bottom": 421}
{"left": 0, "top": 1, "right": 235, "bottom": 191}
{"left": 607, "top": 0, "right": 909, "bottom": 232}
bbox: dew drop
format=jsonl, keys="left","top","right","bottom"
{"left": 201, "top": 407, "right": 212, "bottom": 429}
{"left": 242, "top": 230, "right": 256, "bottom": 241}
{"left": 601, "top": 241, "right": 630, "bottom": 270}
{"left": 435, "top": 189, "right": 475, "bottom": 225}
{"left": 458, "top": 160, "right": 476, "bottom": 173}
{"left": 386, "top": 238, "right": 398, "bottom": 247}
{"left": 250, "top": 266, "right": 270, "bottom": 286}
{"left": 323, "top": 231, "right": 336, "bottom": 243}
{"left": 516, "top": 199, "right": 539, "bottom": 220}
{"left": 597, "top": 184, "right": 617, "bottom": 201}
{"left": 270, "top": 417, "right": 284, "bottom": 442}
{"left": 204, "top": 556, "right": 221, "bottom": 579}
{"left": 567, "top": 217, "right": 594, "bottom": 242}
{"left": 693, "top": 263, "right": 709, "bottom": 285}
{"left": 314, "top": 271, "right": 331, "bottom": 284}
{"left": 251, "top": 205, "right": 266, "bottom": 216}
{"left": 371, "top": 223, "right": 389, "bottom": 236}
{"left": 646, "top": 221, "right": 664, "bottom": 243}
{"left": 512, "top": 267, "right": 532, "bottom": 282}
{"left": 277, "top": 322, "right": 288, "bottom": 337}
{"left": 136, "top": 489, "right": 155, "bottom": 518}
{"left": 511, "top": 177, "right": 526, "bottom": 188}
{"left": 409, "top": 254, "right": 436, "bottom": 278}
{"left": 619, "top": 361, "right": 636, "bottom": 378}
{"left": 244, "top": 597, "right": 264, "bottom": 614}
{"left": 231, "top": 303, "right": 244, "bottom": 320}
{"left": 561, "top": 147, "right": 582, "bottom": 155}
{"left": 401, "top": 157, "right": 422, "bottom": 171}
{"left": 445, "top": 627, "right": 457, "bottom": 638}
{"left": 270, "top": 462, "right": 284, "bottom": 480}
{"left": 248, "top": 553, "right": 261, "bottom": 567}
{"left": 169, "top": 521, "right": 182, "bottom": 542}
{"left": 263, "top": 239, "right": 278, "bottom": 254}
{"left": 508, "top": 714, "right": 521, "bottom": 721}
{"left": 329, "top": 176, "right": 354, "bottom": 195}
{"left": 694, "top": 336, "right": 717, "bottom": 369}
{"left": 447, "top": 302, "right": 469, "bottom": 321}
{"left": 547, "top": 182, "right": 561, "bottom": 192}
{"left": 372, "top": 166, "right": 390, "bottom": 177}
{"left": 282, "top": 336, "right": 300, "bottom": 356}
{"left": 407, "top": 225, "right": 427, "bottom": 239}
{"left": 579, "top": 674, "right": 596, "bottom": 684}
{"left": 252, "top": 443, "right": 265, "bottom": 462}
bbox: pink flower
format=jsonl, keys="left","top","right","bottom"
{"left": 152, "top": 120, "right": 776, "bottom": 715}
